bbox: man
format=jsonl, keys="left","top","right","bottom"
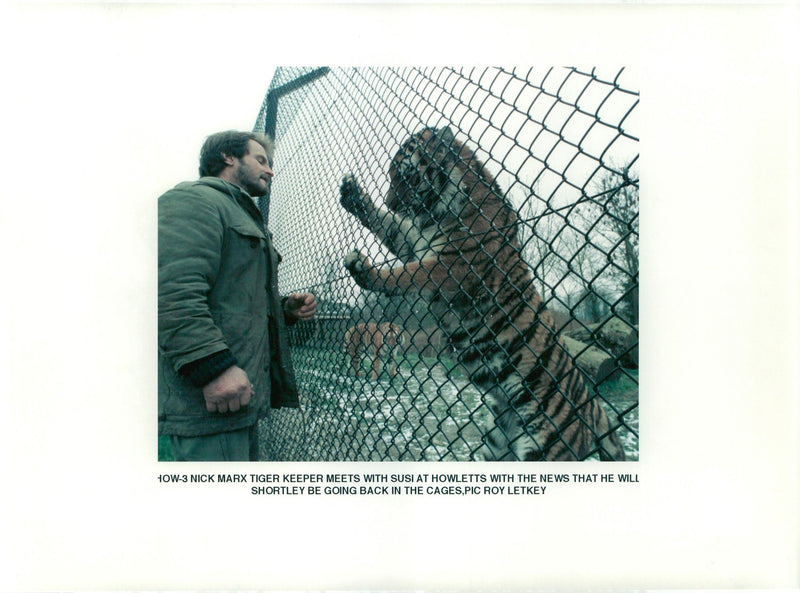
{"left": 158, "top": 130, "right": 316, "bottom": 461}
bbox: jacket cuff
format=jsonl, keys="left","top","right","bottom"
{"left": 179, "top": 349, "right": 238, "bottom": 388}
{"left": 281, "top": 296, "right": 298, "bottom": 326}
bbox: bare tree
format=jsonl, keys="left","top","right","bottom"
{"left": 575, "top": 161, "right": 639, "bottom": 324}
{"left": 517, "top": 190, "right": 571, "bottom": 305}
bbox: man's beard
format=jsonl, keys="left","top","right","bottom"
{"left": 236, "top": 168, "right": 269, "bottom": 197}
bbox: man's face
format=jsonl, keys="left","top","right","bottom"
{"left": 230, "top": 140, "right": 273, "bottom": 197}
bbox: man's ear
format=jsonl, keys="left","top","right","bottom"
{"left": 222, "top": 153, "right": 236, "bottom": 166}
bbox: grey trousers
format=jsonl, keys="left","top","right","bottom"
{"left": 170, "top": 424, "right": 259, "bottom": 461}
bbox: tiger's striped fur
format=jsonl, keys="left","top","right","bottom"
{"left": 339, "top": 126, "right": 625, "bottom": 461}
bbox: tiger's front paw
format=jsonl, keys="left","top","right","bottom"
{"left": 340, "top": 174, "right": 369, "bottom": 221}
{"left": 344, "top": 250, "right": 373, "bottom": 290}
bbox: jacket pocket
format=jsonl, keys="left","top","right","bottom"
{"left": 230, "top": 223, "right": 266, "bottom": 250}
{"left": 219, "top": 225, "right": 268, "bottom": 291}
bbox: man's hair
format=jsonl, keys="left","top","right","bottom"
{"left": 199, "top": 130, "right": 274, "bottom": 177}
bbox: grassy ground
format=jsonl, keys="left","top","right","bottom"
{"left": 598, "top": 368, "right": 639, "bottom": 400}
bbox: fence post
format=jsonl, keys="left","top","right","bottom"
{"left": 257, "top": 67, "right": 330, "bottom": 226}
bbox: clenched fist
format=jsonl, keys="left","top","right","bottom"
{"left": 202, "top": 365, "right": 253, "bottom": 413}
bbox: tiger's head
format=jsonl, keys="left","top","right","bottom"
{"left": 385, "top": 127, "right": 504, "bottom": 225}
{"left": 385, "top": 127, "right": 464, "bottom": 219}
{"left": 379, "top": 321, "right": 404, "bottom": 348}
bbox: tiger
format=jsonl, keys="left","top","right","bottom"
{"left": 339, "top": 126, "right": 625, "bottom": 461}
{"left": 344, "top": 321, "right": 404, "bottom": 380}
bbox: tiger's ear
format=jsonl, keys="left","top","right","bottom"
{"left": 436, "top": 126, "right": 455, "bottom": 146}
{"left": 427, "top": 126, "right": 456, "bottom": 160}
{"left": 433, "top": 126, "right": 455, "bottom": 152}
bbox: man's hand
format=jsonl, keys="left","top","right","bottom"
{"left": 285, "top": 292, "right": 317, "bottom": 322}
{"left": 202, "top": 365, "right": 253, "bottom": 413}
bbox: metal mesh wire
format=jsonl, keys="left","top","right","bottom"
{"left": 255, "top": 67, "right": 639, "bottom": 461}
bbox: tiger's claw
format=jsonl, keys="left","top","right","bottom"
{"left": 340, "top": 174, "right": 368, "bottom": 220}
{"left": 344, "top": 250, "right": 372, "bottom": 289}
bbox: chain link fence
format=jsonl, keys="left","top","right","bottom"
{"left": 255, "top": 67, "right": 638, "bottom": 461}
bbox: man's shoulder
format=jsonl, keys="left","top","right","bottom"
{"left": 159, "top": 178, "right": 257, "bottom": 228}
{"left": 160, "top": 178, "right": 231, "bottom": 201}
{"left": 159, "top": 179, "right": 246, "bottom": 219}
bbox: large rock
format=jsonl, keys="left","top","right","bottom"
{"left": 565, "top": 317, "right": 638, "bottom": 368}
{"left": 561, "top": 335, "right": 618, "bottom": 384}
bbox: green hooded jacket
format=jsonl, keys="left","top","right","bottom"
{"left": 158, "top": 177, "right": 299, "bottom": 437}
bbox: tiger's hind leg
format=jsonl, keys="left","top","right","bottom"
{"left": 476, "top": 387, "right": 546, "bottom": 461}
{"left": 590, "top": 400, "right": 626, "bottom": 461}
{"left": 369, "top": 342, "right": 381, "bottom": 381}
{"left": 346, "top": 335, "right": 364, "bottom": 377}
{"left": 599, "top": 432, "right": 626, "bottom": 461}
{"left": 385, "top": 351, "right": 397, "bottom": 378}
